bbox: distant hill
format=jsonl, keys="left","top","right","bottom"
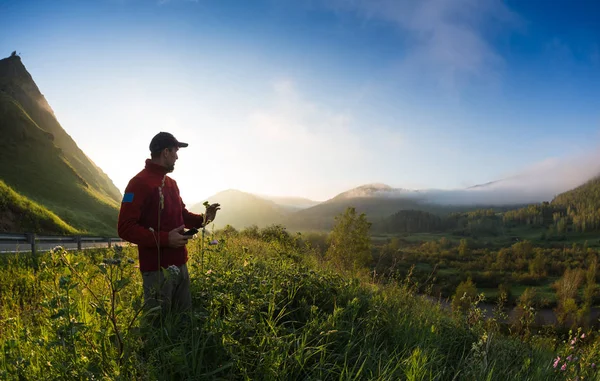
{"left": 283, "top": 184, "right": 429, "bottom": 231}
{"left": 256, "top": 195, "right": 320, "bottom": 211}
{"left": 191, "top": 182, "right": 538, "bottom": 233}
{"left": 188, "top": 177, "right": 600, "bottom": 233}
{"left": 282, "top": 183, "right": 533, "bottom": 232}
{"left": 0, "top": 54, "right": 121, "bottom": 235}
{"left": 190, "top": 189, "right": 290, "bottom": 229}
{"left": 549, "top": 176, "right": 600, "bottom": 232}
{"left": 552, "top": 176, "right": 600, "bottom": 210}
{"left": 330, "top": 183, "right": 421, "bottom": 200}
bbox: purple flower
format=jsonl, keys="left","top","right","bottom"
{"left": 592, "top": 363, "right": 596, "bottom": 369}
{"left": 209, "top": 239, "right": 219, "bottom": 245}
{"left": 567, "top": 355, "right": 573, "bottom": 362}
{"left": 561, "top": 363, "right": 567, "bottom": 371}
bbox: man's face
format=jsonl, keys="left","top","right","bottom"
{"left": 164, "top": 147, "right": 179, "bottom": 172}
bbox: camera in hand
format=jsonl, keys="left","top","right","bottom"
{"left": 183, "top": 228, "right": 199, "bottom": 236}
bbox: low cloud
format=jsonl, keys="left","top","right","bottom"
{"left": 398, "top": 151, "right": 600, "bottom": 206}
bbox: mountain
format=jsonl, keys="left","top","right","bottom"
{"left": 282, "top": 182, "right": 534, "bottom": 231}
{"left": 0, "top": 53, "right": 121, "bottom": 235}
{"left": 330, "top": 183, "right": 420, "bottom": 200}
{"left": 551, "top": 176, "right": 600, "bottom": 215}
{"left": 188, "top": 174, "right": 600, "bottom": 233}
{"left": 189, "top": 189, "right": 290, "bottom": 229}
{"left": 256, "top": 195, "right": 320, "bottom": 211}
{"left": 283, "top": 183, "right": 429, "bottom": 231}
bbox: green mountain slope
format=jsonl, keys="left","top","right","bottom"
{"left": 0, "top": 179, "right": 78, "bottom": 234}
{"left": 0, "top": 54, "right": 121, "bottom": 235}
{"left": 552, "top": 176, "right": 600, "bottom": 210}
{"left": 547, "top": 176, "right": 600, "bottom": 232}
{"left": 0, "top": 55, "right": 121, "bottom": 204}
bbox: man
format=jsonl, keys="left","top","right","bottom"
{"left": 118, "top": 132, "right": 219, "bottom": 314}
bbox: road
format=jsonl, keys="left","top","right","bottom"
{"left": 0, "top": 241, "right": 126, "bottom": 254}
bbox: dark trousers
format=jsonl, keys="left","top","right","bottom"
{"left": 141, "top": 263, "right": 192, "bottom": 315}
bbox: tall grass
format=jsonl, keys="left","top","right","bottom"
{"left": 0, "top": 231, "right": 574, "bottom": 380}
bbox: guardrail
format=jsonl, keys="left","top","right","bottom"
{"left": 0, "top": 233, "right": 124, "bottom": 255}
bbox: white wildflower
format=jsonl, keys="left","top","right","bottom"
{"left": 167, "top": 265, "right": 180, "bottom": 277}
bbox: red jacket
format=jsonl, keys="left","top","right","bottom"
{"left": 118, "top": 159, "right": 204, "bottom": 272}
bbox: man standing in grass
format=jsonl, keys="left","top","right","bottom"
{"left": 117, "top": 132, "right": 219, "bottom": 315}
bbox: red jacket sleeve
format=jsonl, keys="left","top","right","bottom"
{"left": 118, "top": 178, "right": 170, "bottom": 247}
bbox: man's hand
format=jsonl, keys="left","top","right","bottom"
{"left": 168, "top": 225, "right": 190, "bottom": 248}
{"left": 204, "top": 203, "right": 221, "bottom": 225}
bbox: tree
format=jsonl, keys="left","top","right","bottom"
{"left": 451, "top": 277, "right": 477, "bottom": 313}
{"left": 580, "top": 254, "right": 598, "bottom": 327}
{"left": 458, "top": 238, "right": 470, "bottom": 257}
{"left": 512, "top": 240, "right": 533, "bottom": 259}
{"left": 512, "top": 287, "right": 537, "bottom": 339}
{"left": 528, "top": 248, "right": 546, "bottom": 278}
{"left": 326, "top": 207, "right": 372, "bottom": 271}
{"left": 553, "top": 268, "right": 584, "bottom": 327}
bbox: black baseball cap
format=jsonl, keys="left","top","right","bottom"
{"left": 149, "top": 132, "right": 188, "bottom": 153}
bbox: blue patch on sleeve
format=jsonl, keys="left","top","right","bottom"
{"left": 122, "top": 193, "right": 134, "bottom": 203}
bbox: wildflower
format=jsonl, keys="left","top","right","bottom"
{"left": 571, "top": 338, "right": 577, "bottom": 345}
{"left": 581, "top": 333, "right": 586, "bottom": 339}
{"left": 561, "top": 363, "right": 567, "bottom": 371}
{"left": 592, "top": 363, "right": 596, "bottom": 369}
{"left": 206, "top": 269, "right": 213, "bottom": 275}
{"left": 209, "top": 239, "right": 219, "bottom": 245}
{"left": 553, "top": 357, "right": 561, "bottom": 368}
{"left": 167, "top": 265, "right": 180, "bottom": 277}
{"left": 567, "top": 355, "right": 573, "bottom": 362}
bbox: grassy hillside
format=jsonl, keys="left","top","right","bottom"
{"left": 0, "top": 55, "right": 121, "bottom": 203}
{"left": 0, "top": 179, "right": 78, "bottom": 234}
{"left": 0, "top": 230, "right": 572, "bottom": 380}
{"left": 0, "top": 55, "right": 120, "bottom": 236}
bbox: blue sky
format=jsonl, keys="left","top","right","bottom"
{"left": 1, "top": 0, "right": 600, "bottom": 203}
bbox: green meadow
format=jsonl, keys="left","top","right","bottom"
{"left": 2, "top": 222, "right": 596, "bottom": 381}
